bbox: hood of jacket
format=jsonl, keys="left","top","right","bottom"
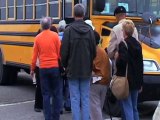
{"left": 70, "top": 20, "right": 92, "bottom": 34}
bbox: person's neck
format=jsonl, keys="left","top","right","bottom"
{"left": 74, "top": 17, "right": 83, "bottom": 21}
{"left": 43, "top": 29, "right": 49, "bottom": 31}
{"left": 118, "top": 17, "right": 126, "bottom": 22}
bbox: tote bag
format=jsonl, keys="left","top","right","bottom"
{"left": 110, "top": 41, "right": 129, "bottom": 100}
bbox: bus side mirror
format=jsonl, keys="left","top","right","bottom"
{"left": 142, "top": 12, "right": 157, "bottom": 24}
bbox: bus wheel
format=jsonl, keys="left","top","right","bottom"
{"left": 8, "top": 67, "right": 18, "bottom": 84}
{"left": 0, "top": 65, "right": 10, "bottom": 85}
{"left": 0, "top": 49, "right": 19, "bottom": 85}
{"left": 0, "top": 49, "right": 7, "bottom": 85}
{"left": 0, "top": 65, "right": 18, "bottom": 85}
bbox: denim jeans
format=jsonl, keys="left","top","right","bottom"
{"left": 64, "top": 79, "right": 71, "bottom": 108}
{"left": 120, "top": 90, "right": 139, "bottom": 120}
{"left": 61, "top": 79, "right": 71, "bottom": 111}
{"left": 68, "top": 78, "right": 91, "bottom": 120}
{"left": 40, "top": 67, "right": 62, "bottom": 120}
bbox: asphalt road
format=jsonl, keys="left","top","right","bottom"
{"left": 0, "top": 72, "right": 157, "bottom": 120}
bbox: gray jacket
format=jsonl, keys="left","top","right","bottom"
{"left": 61, "top": 19, "right": 96, "bottom": 79}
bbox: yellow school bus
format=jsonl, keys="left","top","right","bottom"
{"left": 90, "top": 0, "right": 160, "bottom": 103}
{"left": 0, "top": 0, "right": 79, "bottom": 84}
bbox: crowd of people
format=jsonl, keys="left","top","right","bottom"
{"left": 30, "top": 3, "right": 143, "bottom": 120}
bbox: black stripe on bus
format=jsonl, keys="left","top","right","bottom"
{"left": 0, "top": 19, "right": 60, "bottom": 24}
{"left": 6, "top": 61, "right": 30, "bottom": 70}
{"left": 0, "top": 32, "right": 37, "bottom": 36}
{"left": 0, "top": 41, "right": 33, "bottom": 47}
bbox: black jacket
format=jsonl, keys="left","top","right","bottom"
{"left": 61, "top": 19, "right": 96, "bottom": 79}
{"left": 116, "top": 36, "right": 143, "bottom": 90}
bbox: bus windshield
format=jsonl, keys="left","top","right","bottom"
{"left": 92, "top": 0, "right": 160, "bottom": 17}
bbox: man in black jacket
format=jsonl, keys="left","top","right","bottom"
{"left": 61, "top": 3, "right": 96, "bottom": 120}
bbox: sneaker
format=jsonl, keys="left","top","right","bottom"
{"left": 34, "top": 108, "right": 41, "bottom": 112}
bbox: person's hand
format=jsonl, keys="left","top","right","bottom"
{"left": 30, "top": 70, "right": 34, "bottom": 78}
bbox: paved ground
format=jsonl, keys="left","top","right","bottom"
{"left": 0, "top": 72, "right": 156, "bottom": 120}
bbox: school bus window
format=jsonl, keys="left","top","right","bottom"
{"left": 101, "top": 28, "right": 111, "bottom": 36}
{"left": 82, "top": 0, "right": 89, "bottom": 17}
{"left": 65, "top": 0, "right": 72, "bottom": 17}
{"left": 8, "top": 0, "right": 15, "bottom": 18}
{"left": 0, "top": 0, "right": 6, "bottom": 20}
{"left": 25, "top": 0, "right": 33, "bottom": 19}
{"left": 93, "top": 0, "right": 130, "bottom": 15}
{"left": 16, "top": 0, "right": 23, "bottom": 19}
{"left": 49, "top": 0, "right": 59, "bottom": 18}
{"left": 35, "top": 0, "right": 47, "bottom": 19}
{"left": 138, "top": 0, "right": 160, "bottom": 17}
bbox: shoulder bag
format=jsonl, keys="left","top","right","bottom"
{"left": 110, "top": 41, "right": 129, "bottom": 100}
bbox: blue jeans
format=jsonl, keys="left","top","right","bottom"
{"left": 61, "top": 79, "right": 71, "bottom": 111}
{"left": 120, "top": 90, "right": 139, "bottom": 120}
{"left": 68, "top": 78, "right": 91, "bottom": 120}
{"left": 40, "top": 68, "right": 62, "bottom": 120}
{"left": 64, "top": 79, "right": 71, "bottom": 108}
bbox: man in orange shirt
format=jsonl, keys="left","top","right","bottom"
{"left": 31, "top": 17, "right": 62, "bottom": 120}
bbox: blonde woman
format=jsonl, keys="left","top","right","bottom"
{"left": 116, "top": 20, "right": 143, "bottom": 120}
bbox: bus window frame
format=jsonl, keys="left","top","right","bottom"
{"left": 48, "top": 0, "right": 61, "bottom": 19}
{"left": 16, "top": 0, "right": 24, "bottom": 20}
{"left": 7, "top": 0, "right": 16, "bottom": 20}
{"left": 35, "top": 0, "right": 47, "bottom": 20}
{"left": 25, "top": 0, "right": 34, "bottom": 20}
{"left": 0, "top": 4, "right": 7, "bottom": 21}
{"left": 64, "top": 0, "right": 74, "bottom": 18}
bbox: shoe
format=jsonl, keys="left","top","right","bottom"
{"left": 64, "top": 107, "right": 71, "bottom": 112}
{"left": 34, "top": 108, "right": 41, "bottom": 112}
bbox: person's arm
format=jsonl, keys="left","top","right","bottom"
{"left": 139, "top": 44, "right": 144, "bottom": 89}
{"left": 60, "top": 28, "right": 70, "bottom": 68}
{"left": 107, "top": 30, "right": 118, "bottom": 59}
{"left": 90, "top": 31, "right": 96, "bottom": 60}
{"left": 31, "top": 38, "right": 38, "bottom": 74}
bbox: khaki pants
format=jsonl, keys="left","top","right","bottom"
{"left": 90, "top": 84, "right": 107, "bottom": 120}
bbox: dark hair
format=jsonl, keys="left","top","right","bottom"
{"left": 94, "top": 31, "right": 100, "bottom": 45}
{"left": 50, "top": 26, "right": 58, "bottom": 33}
{"left": 74, "top": 4, "right": 85, "bottom": 17}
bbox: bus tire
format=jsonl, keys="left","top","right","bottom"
{"left": 8, "top": 67, "right": 18, "bottom": 84}
{"left": 0, "top": 49, "right": 18, "bottom": 85}
{"left": 0, "top": 49, "right": 6, "bottom": 85}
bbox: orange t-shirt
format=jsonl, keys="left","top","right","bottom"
{"left": 31, "top": 29, "right": 61, "bottom": 71}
